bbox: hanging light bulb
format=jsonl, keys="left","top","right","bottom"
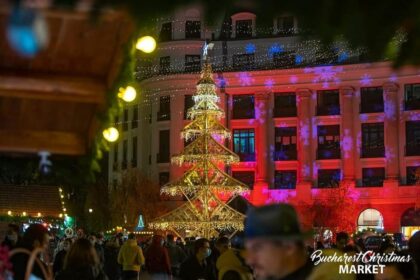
{"left": 103, "top": 127, "right": 119, "bottom": 142}
{"left": 136, "top": 36, "right": 156, "bottom": 53}
{"left": 118, "top": 86, "right": 137, "bottom": 102}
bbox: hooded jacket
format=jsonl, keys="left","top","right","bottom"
{"left": 117, "top": 239, "right": 145, "bottom": 272}
{"left": 216, "top": 249, "right": 253, "bottom": 280}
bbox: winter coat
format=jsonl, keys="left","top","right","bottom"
{"left": 117, "top": 239, "right": 145, "bottom": 272}
{"left": 216, "top": 249, "right": 253, "bottom": 280}
{"left": 145, "top": 236, "right": 171, "bottom": 274}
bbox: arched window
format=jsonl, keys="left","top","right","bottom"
{"left": 357, "top": 209, "right": 384, "bottom": 231}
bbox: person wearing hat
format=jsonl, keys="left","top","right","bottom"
{"left": 244, "top": 203, "right": 313, "bottom": 280}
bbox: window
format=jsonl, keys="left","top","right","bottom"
{"left": 360, "top": 87, "right": 384, "bottom": 113}
{"left": 233, "top": 129, "right": 255, "bottom": 162}
{"left": 404, "top": 83, "right": 420, "bottom": 111}
{"left": 362, "top": 168, "right": 385, "bottom": 187}
{"left": 159, "top": 56, "right": 170, "bottom": 74}
{"left": 159, "top": 172, "right": 170, "bottom": 186}
{"left": 232, "top": 171, "right": 254, "bottom": 190}
{"left": 159, "top": 22, "right": 172, "bottom": 42}
{"left": 235, "top": 19, "right": 252, "bottom": 38}
{"left": 317, "top": 90, "right": 340, "bottom": 116}
{"left": 232, "top": 54, "right": 255, "bottom": 70}
{"left": 185, "top": 55, "right": 201, "bottom": 73}
{"left": 184, "top": 95, "right": 194, "bottom": 119}
{"left": 157, "top": 130, "right": 170, "bottom": 163}
{"left": 406, "top": 121, "right": 420, "bottom": 156}
{"left": 122, "top": 140, "right": 128, "bottom": 169}
{"left": 317, "top": 169, "right": 341, "bottom": 188}
{"left": 317, "top": 125, "right": 341, "bottom": 159}
{"left": 157, "top": 96, "right": 170, "bottom": 121}
{"left": 274, "top": 127, "right": 297, "bottom": 160}
{"left": 123, "top": 109, "right": 128, "bottom": 131}
{"left": 274, "top": 93, "right": 296, "bottom": 117}
{"left": 273, "top": 170, "right": 297, "bottom": 189}
{"left": 273, "top": 52, "right": 296, "bottom": 68}
{"left": 132, "top": 106, "right": 138, "bottom": 129}
{"left": 277, "top": 16, "right": 295, "bottom": 36}
{"left": 132, "top": 137, "right": 137, "bottom": 168}
{"left": 361, "top": 123, "right": 384, "bottom": 158}
{"left": 406, "top": 166, "right": 419, "bottom": 186}
{"left": 232, "top": 95, "right": 255, "bottom": 119}
{"left": 185, "top": 20, "right": 201, "bottom": 39}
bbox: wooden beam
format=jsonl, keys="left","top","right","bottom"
{"left": 0, "top": 75, "right": 106, "bottom": 104}
{"left": 0, "top": 129, "right": 86, "bottom": 155}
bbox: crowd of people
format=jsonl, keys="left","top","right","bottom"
{"left": 1, "top": 203, "right": 419, "bottom": 280}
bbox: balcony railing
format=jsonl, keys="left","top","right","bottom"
{"left": 157, "top": 111, "right": 170, "bottom": 121}
{"left": 273, "top": 149, "right": 297, "bottom": 161}
{"left": 361, "top": 146, "right": 385, "bottom": 158}
{"left": 316, "top": 105, "right": 340, "bottom": 116}
{"left": 236, "top": 153, "right": 256, "bottom": 162}
{"left": 317, "top": 147, "right": 341, "bottom": 159}
{"left": 157, "top": 153, "right": 170, "bottom": 163}
{"left": 406, "top": 143, "right": 420, "bottom": 156}
{"left": 405, "top": 99, "right": 420, "bottom": 111}
{"left": 273, "top": 107, "right": 297, "bottom": 118}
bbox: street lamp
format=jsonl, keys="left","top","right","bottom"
{"left": 89, "top": 208, "right": 93, "bottom": 213}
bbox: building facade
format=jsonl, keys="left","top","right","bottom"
{"left": 109, "top": 8, "right": 420, "bottom": 236}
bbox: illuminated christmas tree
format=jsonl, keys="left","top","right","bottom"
{"left": 149, "top": 47, "right": 249, "bottom": 238}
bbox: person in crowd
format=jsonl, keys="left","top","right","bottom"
{"left": 165, "top": 234, "right": 186, "bottom": 277}
{"left": 244, "top": 204, "right": 314, "bottom": 280}
{"left": 10, "top": 224, "right": 50, "bottom": 280}
{"left": 180, "top": 238, "right": 217, "bottom": 280}
{"left": 145, "top": 235, "right": 172, "bottom": 279}
{"left": 55, "top": 238, "right": 108, "bottom": 280}
{"left": 215, "top": 236, "right": 253, "bottom": 280}
{"left": 104, "top": 237, "right": 121, "bottom": 280}
{"left": 89, "top": 234, "right": 105, "bottom": 266}
{"left": 53, "top": 238, "right": 72, "bottom": 275}
{"left": 1, "top": 225, "right": 19, "bottom": 249}
{"left": 335, "top": 232, "right": 350, "bottom": 252}
{"left": 408, "top": 231, "right": 420, "bottom": 279}
{"left": 77, "top": 228, "right": 86, "bottom": 239}
{"left": 118, "top": 233, "right": 145, "bottom": 280}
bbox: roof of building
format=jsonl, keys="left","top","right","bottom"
{"left": 0, "top": 185, "right": 62, "bottom": 217}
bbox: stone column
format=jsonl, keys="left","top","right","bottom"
{"left": 296, "top": 88, "right": 313, "bottom": 202}
{"left": 252, "top": 92, "right": 270, "bottom": 205}
{"left": 340, "top": 86, "right": 356, "bottom": 181}
{"left": 383, "top": 82, "right": 400, "bottom": 181}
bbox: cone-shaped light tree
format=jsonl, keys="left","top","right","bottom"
{"left": 149, "top": 49, "right": 249, "bottom": 238}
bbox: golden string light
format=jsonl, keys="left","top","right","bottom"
{"left": 149, "top": 58, "right": 249, "bottom": 238}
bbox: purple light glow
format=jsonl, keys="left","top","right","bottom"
{"left": 290, "top": 75, "right": 298, "bottom": 84}
{"left": 264, "top": 78, "right": 275, "bottom": 89}
{"left": 384, "top": 99, "right": 396, "bottom": 120}
{"left": 360, "top": 74, "right": 372, "bottom": 86}
{"left": 236, "top": 72, "right": 254, "bottom": 86}
{"left": 299, "top": 120, "right": 310, "bottom": 146}
{"left": 342, "top": 129, "right": 353, "bottom": 159}
{"left": 306, "top": 66, "right": 343, "bottom": 88}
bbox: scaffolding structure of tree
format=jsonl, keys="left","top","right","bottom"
{"left": 149, "top": 58, "right": 249, "bottom": 238}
